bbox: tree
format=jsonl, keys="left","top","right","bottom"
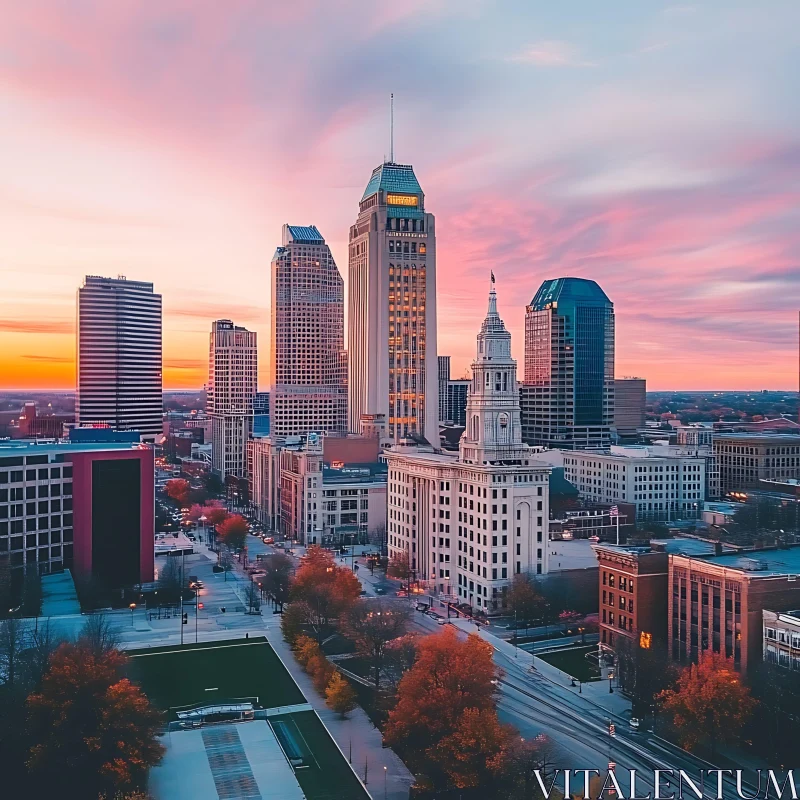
{"left": 293, "top": 635, "right": 322, "bottom": 667}
{"left": 216, "top": 514, "right": 249, "bottom": 551}
{"left": 506, "top": 573, "right": 549, "bottom": 634}
{"left": 22, "top": 618, "right": 64, "bottom": 692}
{"left": 157, "top": 553, "right": 184, "bottom": 599}
{"left": 325, "top": 672, "right": 357, "bottom": 718}
{"left": 289, "top": 546, "right": 361, "bottom": 641}
{"left": 262, "top": 553, "right": 293, "bottom": 611}
{"left": 0, "top": 617, "right": 26, "bottom": 689}
{"left": 386, "top": 550, "right": 412, "bottom": 592}
{"left": 341, "top": 598, "right": 410, "bottom": 688}
{"left": 306, "top": 652, "right": 334, "bottom": 694}
{"left": 280, "top": 602, "right": 308, "bottom": 646}
{"left": 245, "top": 580, "right": 261, "bottom": 614}
{"left": 218, "top": 546, "right": 234, "bottom": 581}
{"left": 658, "top": 652, "right": 756, "bottom": 754}
{"left": 205, "top": 506, "right": 229, "bottom": 526}
{"left": 615, "top": 636, "right": 676, "bottom": 717}
{"left": 164, "top": 479, "right": 191, "bottom": 507}
{"left": 26, "top": 643, "right": 164, "bottom": 798}
{"left": 80, "top": 613, "right": 121, "bottom": 659}
{"left": 384, "top": 627, "right": 498, "bottom": 785}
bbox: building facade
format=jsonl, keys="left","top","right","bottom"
{"left": 763, "top": 609, "right": 800, "bottom": 670}
{"left": 593, "top": 544, "right": 669, "bottom": 653}
{"left": 614, "top": 377, "right": 646, "bottom": 439}
{"left": 543, "top": 445, "right": 706, "bottom": 522}
{"left": 77, "top": 276, "right": 162, "bottom": 439}
{"left": 713, "top": 434, "right": 800, "bottom": 495}
{"left": 669, "top": 547, "right": 800, "bottom": 674}
{"left": 208, "top": 320, "right": 257, "bottom": 479}
{"left": 385, "top": 285, "right": 551, "bottom": 611}
{"left": 270, "top": 225, "right": 347, "bottom": 437}
{"left": 522, "top": 277, "right": 614, "bottom": 450}
{"left": 347, "top": 162, "right": 438, "bottom": 443}
{"left": 0, "top": 439, "right": 154, "bottom": 586}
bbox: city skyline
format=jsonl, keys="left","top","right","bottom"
{"left": 1, "top": 2, "right": 799, "bottom": 392}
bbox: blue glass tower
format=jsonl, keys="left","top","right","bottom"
{"left": 521, "top": 277, "right": 615, "bottom": 449}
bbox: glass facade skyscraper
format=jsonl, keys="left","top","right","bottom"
{"left": 521, "top": 277, "right": 614, "bottom": 449}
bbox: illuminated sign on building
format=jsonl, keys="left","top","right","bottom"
{"left": 386, "top": 194, "right": 419, "bottom": 207}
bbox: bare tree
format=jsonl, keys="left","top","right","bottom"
{"left": 341, "top": 598, "right": 410, "bottom": 688}
{"left": 245, "top": 580, "right": 261, "bottom": 614}
{"left": 79, "top": 613, "right": 120, "bottom": 658}
{"left": 157, "top": 553, "right": 184, "bottom": 598}
{"left": 0, "top": 617, "right": 27, "bottom": 688}
{"left": 24, "top": 618, "right": 65, "bottom": 690}
{"left": 262, "top": 553, "right": 293, "bottom": 610}
{"left": 218, "top": 546, "right": 234, "bottom": 582}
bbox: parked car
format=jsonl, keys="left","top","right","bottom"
{"left": 416, "top": 603, "right": 430, "bottom": 613}
{"left": 262, "top": 536, "right": 274, "bottom": 544}
{"left": 374, "top": 587, "right": 386, "bottom": 595}
{"left": 629, "top": 718, "right": 640, "bottom": 730}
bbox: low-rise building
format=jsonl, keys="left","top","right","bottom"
{"left": 713, "top": 433, "right": 800, "bottom": 495}
{"left": 763, "top": 609, "right": 800, "bottom": 670}
{"left": 541, "top": 445, "right": 706, "bottom": 522}
{"left": 0, "top": 436, "right": 154, "bottom": 587}
{"left": 669, "top": 546, "right": 800, "bottom": 674}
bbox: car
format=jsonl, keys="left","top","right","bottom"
{"left": 374, "top": 587, "right": 386, "bottom": 595}
{"left": 416, "top": 603, "right": 430, "bottom": 613}
{"left": 189, "top": 580, "right": 204, "bottom": 589}
{"left": 629, "top": 718, "right": 640, "bottom": 729}
{"left": 262, "top": 536, "right": 274, "bottom": 544}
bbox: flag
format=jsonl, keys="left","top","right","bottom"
{"left": 609, "top": 505, "right": 619, "bottom": 516}
{"left": 490, "top": 270, "right": 495, "bottom": 284}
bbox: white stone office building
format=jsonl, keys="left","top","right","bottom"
{"left": 385, "top": 285, "right": 551, "bottom": 612}
{"left": 347, "top": 161, "right": 438, "bottom": 444}
{"left": 208, "top": 320, "right": 257, "bottom": 479}
{"left": 541, "top": 445, "right": 706, "bottom": 522}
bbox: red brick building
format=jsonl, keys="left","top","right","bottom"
{"left": 594, "top": 544, "right": 669, "bottom": 653}
{"left": 669, "top": 547, "right": 800, "bottom": 674}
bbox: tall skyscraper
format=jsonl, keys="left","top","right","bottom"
{"left": 348, "top": 161, "right": 438, "bottom": 443}
{"left": 76, "top": 276, "right": 162, "bottom": 440}
{"left": 269, "top": 225, "right": 347, "bottom": 437}
{"left": 386, "top": 282, "right": 551, "bottom": 611}
{"left": 438, "top": 355, "right": 451, "bottom": 422}
{"left": 208, "top": 319, "right": 257, "bottom": 479}
{"left": 521, "top": 277, "right": 615, "bottom": 449}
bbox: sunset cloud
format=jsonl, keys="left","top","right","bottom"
{"left": 0, "top": 0, "right": 798, "bottom": 391}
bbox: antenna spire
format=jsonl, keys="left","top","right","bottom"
{"left": 390, "top": 93, "right": 394, "bottom": 163}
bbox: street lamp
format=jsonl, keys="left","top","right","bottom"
{"left": 129, "top": 603, "right": 136, "bottom": 626}
{"left": 384, "top": 766, "right": 387, "bottom": 800}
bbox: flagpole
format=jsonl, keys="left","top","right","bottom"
{"left": 616, "top": 512, "right": 620, "bottom": 546}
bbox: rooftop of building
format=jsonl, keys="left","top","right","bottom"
{"left": 322, "top": 462, "right": 387, "bottom": 483}
{"left": 674, "top": 545, "right": 800, "bottom": 576}
{"left": 713, "top": 432, "right": 800, "bottom": 442}
{"left": 361, "top": 161, "right": 422, "bottom": 202}
{"left": 0, "top": 439, "right": 147, "bottom": 457}
{"left": 284, "top": 224, "right": 325, "bottom": 245}
{"left": 594, "top": 538, "right": 725, "bottom": 558}
{"left": 529, "top": 277, "right": 611, "bottom": 311}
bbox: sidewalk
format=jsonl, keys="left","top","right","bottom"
{"left": 264, "top": 625, "right": 415, "bottom": 800}
{"left": 448, "top": 618, "right": 634, "bottom": 719}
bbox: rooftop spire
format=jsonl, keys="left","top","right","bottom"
{"left": 389, "top": 93, "right": 394, "bottom": 164}
{"left": 488, "top": 271, "right": 497, "bottom": 316}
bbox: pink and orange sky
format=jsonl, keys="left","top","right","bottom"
{"left": 1, "top": 1, "right": 798, "bottom": 391}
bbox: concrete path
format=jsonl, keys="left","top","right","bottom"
{"left": 264, "top": 623, "right": 415, "bottom": 800}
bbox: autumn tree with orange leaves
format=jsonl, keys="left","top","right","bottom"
{"left": 25, "top": 642, "right": 164, "bottom": 798}
{"left": 289, "top": 546, "right": 361, "bottom": 641}
{"left": 384, "top": 626, "right": 521, "bottom": 791}
{"left": 658, "top": 652, "right": 756, "bottom": 755}
{"left": 163, "top": 478, "right": 191, "bottom": 507}
{"left": 216, "top": 514, "right": 249, "bottom": 551}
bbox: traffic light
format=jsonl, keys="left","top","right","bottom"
{"left": 198, "top": 603, "right": 204, "bottom": 610}
{"left": 182, "top": 612, "right": 188, "bottom": 625}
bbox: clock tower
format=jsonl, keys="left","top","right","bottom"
{"left": 460, "top": 280, "right": 527, "bottom": 466}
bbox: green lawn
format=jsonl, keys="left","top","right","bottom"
{"left": 127, "top": 637, "right": 304, "bottom": 714}
{"left": 536, "top": 644, "right": 601, "bottom": 683}
{"left": 270, "top": 711, "right": 370, "bottom": 800}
